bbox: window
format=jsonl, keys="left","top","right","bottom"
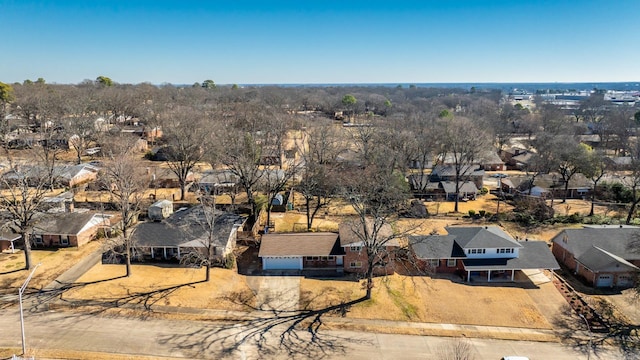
{"left": 305, "top": 256, "right": 313, "bottom": 261}
{"left": 34, "top": 236, "right": 44, "bottom": 245}
{"left": 429, "top": 259, "right": 440, "bottom": 267}
{"left": 447, "top": 259, "right": 456, "bottom": 267}
{"left": 350, "top": 246, "right": 362, "bottom": 252}
{"left": 312, "top": 256, "right": 319, "bottom": 261}
{"left": 60, "top": 236, "right": 69, "bottom": 246}
{"left": 350, "top": 261, "right": 362, "bottom": 268}
{"left": 321, "top": 256, "right": 328, "bottom": 261}
{"left": 328, "top": 256, "right": 335, "bottom": 261}
{"left": 499, "top": 249, "right": 505, "bottom": 253}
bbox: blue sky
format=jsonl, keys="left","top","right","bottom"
{"left": 1, "top": 0, "right": 639, "bottom": 85}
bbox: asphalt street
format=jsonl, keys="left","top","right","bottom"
{"left": 0, "top": 306, "right": 625, "bottom": 360}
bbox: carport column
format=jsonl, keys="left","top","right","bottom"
{"left": 511, "top": 270, "right": 515, "bottom": 281}
{"left": 177, "top": 247, "right": 180, "bottom": 258}
{"left": 163, "top": 247, "right": 167, "bottom": 259}
{"left": 150, "top": 246, "right": 154, "bottom": 259}
{"left": 467, "top": 270, "right": 471, "bottom": 282}
{"left": 488, "top": 270, "right": 491, "bottom": 282}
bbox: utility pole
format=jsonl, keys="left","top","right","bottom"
{"left": 19, "top": 262, "right": 41, "bottom": 355}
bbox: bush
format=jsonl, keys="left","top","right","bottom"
{"left": 468, "top": 209, "right": 476, "bottom": 217}
{"left": 478, "top": 210, "right": 486, "bottom": 217}
{"left": 480, "top": 187, "right": 489, "bottom": 195}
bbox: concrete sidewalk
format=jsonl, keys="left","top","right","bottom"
{"left": 42, "top": 248, "right": 103, "bottom": 291}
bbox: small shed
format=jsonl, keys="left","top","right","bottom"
{"left": 149, "top": 200, "right": 173, "bottom": 221}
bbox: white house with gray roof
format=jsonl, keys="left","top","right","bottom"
{"left": 411, "top": 226, "right": 559, "bottom": 283}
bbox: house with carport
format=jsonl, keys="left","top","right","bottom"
{"left": 551, "top": 226, "right": 640, "bottom": 288}
{"left": 411, "top": 226, "right": 559, "bottom": 283}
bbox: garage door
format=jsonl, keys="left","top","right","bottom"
{"left": 262, "top": 257, "right": 302, "bottom": 270}
{"left": 596, "top": 274, "right": 613, "bottom": 287}
{"left": 617, "top": 275, "right": 635, "bottom": 288}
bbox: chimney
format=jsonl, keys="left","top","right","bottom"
{"left": 64, "top": 201, "right": 74, "bottom": 213}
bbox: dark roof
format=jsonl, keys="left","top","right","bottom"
{"left": 33, "top": 212, "right": 102, "bottom": 235}
{"left": 446, "top": 226, "right": 522, "bottom": 249}
{"left": 410, "top": 235, "right": 466, "bottom": 259}
{"left": 552, "top": 228, "right": 640, "bottom": 261}
{"left": 463, "top": 241, "right": 560, "bottom": 271}
{"left": 576, "top": 246, "right": 640, "bottom": 273}
{"left": 132, "top": 206, "right": 245, "bottom": 248}
{"left": 258, "top": 233, "right": 345, "bottom": 257}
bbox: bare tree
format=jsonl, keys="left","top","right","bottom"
{"left": 556, "top": 140, "right": 590, "bottom": 203}
{"left": 65, "top": 89, "right": 99, "bottom": 164}
{"left": 340, "top": 160, "right": 410, "bottom": 299}
{"left": 101, "top": 138, "right": 148, "bottom": 276}
{"left": 582, "top": 149, "right": 607, "bottom": 217}
{"left": 436, "top": 117, "right": 491, "bottom": 212}
{"left": 162, "top": 107, "right": 209, "bottom": 200}
{"left": 297, "top": 123, "right": 344, "bottom": 230}
{"left": 177, "top": 195, "right": 241, "bottom": 282}
{"left": 0, "top": 156, "right": 56, "bottom": 270}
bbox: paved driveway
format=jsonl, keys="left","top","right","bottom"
{"left": 256, "top": 276, "right": 300, "bottom": 311}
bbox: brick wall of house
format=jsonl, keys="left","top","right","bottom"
{"left": 0, "top": 241, "right": 10, "bottom": 252}
{"left": 343, "top": 246, "right": 396, "bottom": 275}
{"left": 575, "top": 264, "right": 596, "bottom": 285}
{"left": 552, "top": 243, "right": 579, "bottom": 271}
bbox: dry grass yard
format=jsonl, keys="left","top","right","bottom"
{"left": 0, "top": 241, "right": 102, "bottom": 292}
{"left": 300, "top": 274, "right": 553, "bottom": 329}
{"left": 62, "top": 263, "right": 255, "bottom": 311}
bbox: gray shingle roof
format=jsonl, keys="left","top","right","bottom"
{"left": 441, "top": 181, "right": 478, "bottom": 194}
{"left": 338, "top": 220, "right": 398, "bottom": 247}
{"left": 463, "top": 241, "right": 560, "bottom": 271}
{"left": 552, "top": 228, "right": 640, "bottom": 261}
{"left": 259, "top": 233, "right": 345, "bottom": 257}
{"left": 431, "top": 164, "right": 484, "bottom": 177}
{"left": 132, "top": 206, "right": 245, "bottom": 248}
{"left": 576, "top": 246, "right": 640, "bottom": 272}
{"left": 410, "top": 235, "right": 466, "bottom": 259}
{"left": 446, "top": 226, "right": 522, "bottom": 249}
{"left": 33, "top": 212, "right": 99, "bottom": 235}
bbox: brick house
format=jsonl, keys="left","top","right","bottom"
{"left": 411, "top": 226, "right": 559, "bottom": 283}
{"left": 338, "top": 221, "right": 400, "bottom": 276}
{"left": 551, "top": 226, "right": 640, "bottom": 288}
{"left": 259, "top": 232, "right": 345, "bottom": 272}
{"left": 32, "top": 212, "right": 111, "bottom": 248}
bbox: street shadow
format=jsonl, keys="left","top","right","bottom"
{"left": 553, "top": 303, "right": 640, "bottom": 360}
{"left": 156, "top": 292, "right": 369, "bottom": 359}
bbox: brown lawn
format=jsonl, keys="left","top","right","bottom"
{"left": 62, "top": 263, "right": 255, "bottom": 311}
{"left": 300, "top": 275, "right": 552, "bottom": 329}
{"left": 0, "top": 241, "right": 102, "bottom": 292}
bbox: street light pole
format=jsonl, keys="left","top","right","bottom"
{"left": 19, "top": 263, "right": 41, "bottom": 355}
{"left": 578, "top": 313, "right": 592, "bottom": 360}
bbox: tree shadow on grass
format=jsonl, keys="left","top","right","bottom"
{"left": 19, "top": 274, "right": 371, "bottom": 359}
{"left": 553, "top": 303, "right": 640, "bottom": 360}
{"left": 156, "top": 291, "right": 369, "bottom": 360}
